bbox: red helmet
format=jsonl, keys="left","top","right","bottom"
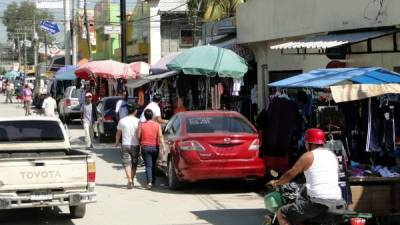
{"left": 304, "top": 128, "right": 325, "bottom": 145}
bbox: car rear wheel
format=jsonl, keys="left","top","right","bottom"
{"left": 69, "top": 204, "right": 86, "bottom": 218}
{"left": 168, "top": 159, "right": 183, "bottom": 190}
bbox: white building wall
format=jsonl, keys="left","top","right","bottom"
{"left": 149, "top": 0, "right": 187, "bottom": 64}
{"left": 237, "top": 0, "right": 400, "bottom": 44}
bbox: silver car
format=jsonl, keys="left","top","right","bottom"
{"left": 58, "top": 86, "right": 82, "bottom": 124}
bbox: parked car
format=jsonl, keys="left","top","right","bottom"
{"left": 58, "top": 86, "right": 82, "bottom": 124}
{"left": 0, "top": 117, "right": 96, "bottom": 218}
{"left": 95, "top": 96, "right": 135, "bottom": 142}
{"left": 157, "top": 110, "right": 265, "bottom": 189}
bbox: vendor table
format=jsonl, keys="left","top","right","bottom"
{"left": 349, "top": 176, "right": 400, "bottom": 215}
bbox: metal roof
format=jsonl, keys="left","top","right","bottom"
{"left": 270, "top": 30, "right": 396, "bottom": 50}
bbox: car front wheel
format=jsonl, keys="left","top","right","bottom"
{"left": 168, "top": 159, "right": 183, "bottom": 190}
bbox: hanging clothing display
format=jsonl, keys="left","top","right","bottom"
{"left": 232, "top": 78, "right": 243, "bottom": 96}
{"left": 259, "top": 96, "right": 299, "bottom": 157}
{"left": 138, "top": 88, "right": 145, "bottom": 106}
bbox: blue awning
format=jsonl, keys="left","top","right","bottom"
{"left": 269, "top": 67, "right": 400, "bottom": 88}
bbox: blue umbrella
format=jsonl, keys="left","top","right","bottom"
{"left": 56, "top": 65, "right": 76, "bottom": 74}
{"left": 55, "top": 65, "right": 77, "bottom": 80}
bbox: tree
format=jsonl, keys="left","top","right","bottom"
{"left": 2, "top": 1, "right": 54, "bottom": 64}
{"left": 188, "top": 0, "right": 247, "bottom": 22}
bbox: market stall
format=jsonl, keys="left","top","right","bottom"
{"left": 74, "top": 60, "right": 140, "bottom": 101}
{"left": 164, "top": 45, "right": 256, "bottom": 120}
{"left": 262, "top": 67, "right": 400, "bottom": 216}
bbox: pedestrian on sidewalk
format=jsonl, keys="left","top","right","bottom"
{"left": 5, "top": 81, "right": 14, "bottom": 104}
{"left": 137, "top": 109, "right": 165, "bottom": 189}
{"left": 15, "top": 84, "right": 23, "bottom": 106}
{"left": 115, "top": 90, "right": 129, "bottom": 122}
{"left": 22, "top": 84, "right": 32, "bottom": 116}
{"left": 81, "top": 93, "right": 98, "bottom": 149}
{"left": 42, "top": 93, "right": 57, "bottom": 117}
{"left": 115, "top": 103, "right": 140, "bottom": 189}
{"left": 140, "top": 94, "right": 168, "bottom": 124}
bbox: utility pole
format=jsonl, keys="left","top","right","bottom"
{"left": 120, "top": 0, "right": 127, "bottom": 62}
{"left": 64, "top": 0, "right": 72, "bottom": 65}
{"left": 33, "top": 13, "right": 40, "bottom": 93}
{"left": 17, "top": 36, "right": 21, "bottom": 66}
{"left": 44, "top": 34, "right": 48, "bottom": 67}
{"left": 83, "top": 0, "right": 92, "bottom": 60}
{"left": 71, "top": 0, "right": 78, "bottom": 65}
{"left": 24, "top": 32, "right": 27, "bottom": 79}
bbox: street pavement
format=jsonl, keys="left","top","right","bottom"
{"left": 0, "top": 95, "right": 266, "bottom": 225}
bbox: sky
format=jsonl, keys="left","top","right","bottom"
{"left": 0, "top": 0, "right": 143, "bottom": 46}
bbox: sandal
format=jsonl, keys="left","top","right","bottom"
{"left": 127, "top": 182, "right": 134, "bottom": 189}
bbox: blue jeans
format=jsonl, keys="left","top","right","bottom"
{"left": 141, "top": 146, "right": 159, "bottom": 184}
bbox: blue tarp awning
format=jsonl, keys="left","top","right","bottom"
{"left": 268, "top": 67, "right": 400, "bottom": 88}
{"left": 55, "top": 65, "right": 77, "bottom": 80}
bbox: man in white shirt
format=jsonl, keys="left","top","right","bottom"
{"left": 115, "top": 103, "right": 140, "bottom": 189}
{"left": 268, "top": 128, "right": 343, "bottom": 225}
{"left": 115, "top": 90, "right": 129, "bottom": 121}
{"left": 139, "top": 94, "right": 168, "bottom": 124}
{"left": 42, "top": 93, "right": 57, "bottom": 117}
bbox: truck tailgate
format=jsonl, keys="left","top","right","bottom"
{"left": 0, "top": 155, "right": 88, "bottom": 191}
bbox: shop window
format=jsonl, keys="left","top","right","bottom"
{"left": 180, "top": 30, "right": 194, "bottom": 47}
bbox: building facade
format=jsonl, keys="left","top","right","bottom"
{"left": 237, "top": 0, "right": 400, "bottom": 109}
{"left": 93, "top": 0, "right": 120, "bottom": 60}
{"left": 127, "top": 0, "right": 192, "bottom": 64}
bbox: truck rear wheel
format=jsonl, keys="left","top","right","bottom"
{"left": 69, "top": 204, "right": 86, "bottom": 218}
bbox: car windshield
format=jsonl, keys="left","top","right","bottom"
{"left": 71, "top": 88, "right": 82, "bottom": 98}
{"left": 186, "top": 116, "right": 256, "bottom": 134}
{"left": 0, "top": 121, "right": 64, "bottom": 142}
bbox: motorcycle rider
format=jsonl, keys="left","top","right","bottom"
{"left": 268, "top": 128, "right": 343, "bottom": 225}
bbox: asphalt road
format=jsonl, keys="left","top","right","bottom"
{"left": 0, "top": 95, "right": 266, "bottom": 225}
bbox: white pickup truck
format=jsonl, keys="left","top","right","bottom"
{"left": 0, "top": 117, "right": 96, "bottom": 218}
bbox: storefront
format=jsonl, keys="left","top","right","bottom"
{"left": 257, "top": 68, "right": 400, "bottom": 217}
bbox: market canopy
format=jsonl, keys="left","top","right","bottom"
{"left": 269, "top": 67, "right": 400, "bottom": 88}
{"left": 150, "top": 52, "right": 180, "bottom": 75}
{"left": 75, "top": 60, "right": 137, "bottom": 80}
{"left": 269, "top": 67, "right": 400, "bottom": 102}
{"left": 270, "top": 30, "right": 396, "bottom": 50}
{"left": 4, "top": 71, "right": 19, "bottom": 80}
{"left": 55, "top": 65, "right": 77, "bottom": 81}
{"left": 129, "top": 61, "right": 150, "bottom": 77}
{"left": 167, "top": 45, "right": 248, "bottom": 79}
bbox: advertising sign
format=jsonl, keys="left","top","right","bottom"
{"left": 35, "top": 0, "right": 63, "bottom": 9}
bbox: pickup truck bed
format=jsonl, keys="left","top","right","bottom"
{"left": 0, "top": 117, "right": 96, "bottom": 218}
{"left": 0, "top": 149, "right": 96, "bottom": 210}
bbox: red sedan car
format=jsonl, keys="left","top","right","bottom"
{"left": 157, "top": 111, "right": 265, "bottom": 189}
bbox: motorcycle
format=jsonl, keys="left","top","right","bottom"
{"left": 263, "top": 171, "right": 373, "bottom": 225}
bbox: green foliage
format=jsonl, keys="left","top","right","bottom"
{"left": 2, "top": 1, "right": 54, "bottom": 64}
{"left": 2, "top": 1, "right": 55, "bottom": 42}
{"left": 188, "top": 0, "right": 246, "bottom": 22}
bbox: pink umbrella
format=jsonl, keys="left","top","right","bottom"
{"left": 75, "top": 60, "right": 137, "bottom": 80}
{"left": 129, "top": 61, "right": 150, "bottom": 78}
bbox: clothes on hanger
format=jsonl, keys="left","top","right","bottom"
{"left": 232, "top": 78, "right": 243, "bottom": 96}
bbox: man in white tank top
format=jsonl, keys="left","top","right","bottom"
{"left": 267, "top": 128, "right": 343, "bottom": 225}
